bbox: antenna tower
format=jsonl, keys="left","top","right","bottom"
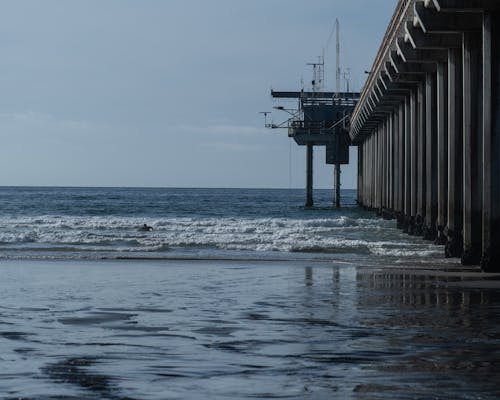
{"left": 335, "top": 18, "right": 341, "bottom": 94}
{"left": 307, "top": 56, "right": 324, "bottom": 93}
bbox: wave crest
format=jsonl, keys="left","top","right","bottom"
{"left": 0, "top": 215, "right": 438, "bottom": 259}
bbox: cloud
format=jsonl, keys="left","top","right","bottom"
{"left": 0, "top": 111, "right": 120, "bottom": 137}
{"left": 0, "top": 111, "right": 54, "bottom": 123}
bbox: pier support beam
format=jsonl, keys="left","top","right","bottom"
{"left": 334, "top": 163, "right": 341, "bottom": 208}
{"left": 481, "top": 12, "right": 500, "bottom": 272}
{"left": 410, "top": 89, "right": 418, "bottom": 234}
{"left": 372, "top": 134, "right": 376, "bottom": 209}
{"left": 358, "top": 147, "right": 363, "bottom": 206}
{"left": 377, "top": 127, "right": 383, "bottom": 211}
{"left": 424, "top": 72, "right": 438, "bottom": 241}
{"left": 436, "top": 62, "right": 448, "bottom": 245}
{"left": 416, "top": 81, "right": 426, "bottom": 236}
{"left": 388, "top": 116, "right": 392, "bottom": 214}
{"left": 306, "top": 144, "right": 314, "bottom": 208}
{"left": 397, "top": 103, "right": 406, "bottom": 229}
{"left": 462, "top": 31, "right": 483, "bottom": 265}
{"left": 446, "top": 47, "right": 464, "bottom": 258}
{"left": 404, "top": 95, "right": 412, "bottom": 232}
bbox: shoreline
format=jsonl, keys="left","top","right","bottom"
{"left": 2, "top": 256, "right": 500, "bottom": 289}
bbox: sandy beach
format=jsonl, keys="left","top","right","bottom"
{"left": 1, "top": 258, "right": 500, "bottom": 399}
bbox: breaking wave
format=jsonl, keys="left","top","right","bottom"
{"left": 0, "top": 214, "right": 440, "bottom": 260}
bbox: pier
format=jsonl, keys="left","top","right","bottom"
{"left": 351, "top": 0, "right": 500, "bottom": 271}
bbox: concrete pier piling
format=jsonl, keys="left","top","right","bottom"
{"left": 424, "top": 71, "right": 438, "bottom": 241}
{"left": 446, "top": 46, "right": 463, "bottom": 258}
{"left": 306, "top": 144, "right": 314, "bottom": 208}
{"left": 462, "top": 31, "right": 483, "bottom": 265}
{"left": 350, "top": 0, "right": 500, "bottom": 272}
{"left": 334, "top": 163, "right": 341, "bottom": 208}
{"left": 436, "top": 61, "right": 448, "bottom": 245}
{"left": 481, "top": 12, "right": 500, "bottom": 272}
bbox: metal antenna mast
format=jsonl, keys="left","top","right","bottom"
{"left": 335, "top": 18, "right": 341, "bottom": 94}
{"left": 334, "top": 18, "right": 342, "bottom": 208}
{"left": 307, "top": 56, "right": 324, "bottom": 94}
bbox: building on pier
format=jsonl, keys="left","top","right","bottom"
{"left": 350, "top": 0, "right": 500, "bottom": 271}
{"left": 270, "top": 90, "right": 359, "bottom": 208}
{"left": 266, "top": 20, "right": 360, "bottom": 208}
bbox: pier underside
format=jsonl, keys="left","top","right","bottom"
{"left": 350, "top": 0, "right": 500, "bottom": 271}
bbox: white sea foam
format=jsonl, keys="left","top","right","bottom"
{"left": 0, "top": 214, "right": 441, "bottom": 260}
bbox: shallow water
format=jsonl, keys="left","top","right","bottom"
{"left": 1, "top": 259, "right": 500, "bottom": 399}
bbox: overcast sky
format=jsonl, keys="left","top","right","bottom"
{"left": 0, "top": 0, "right": 397, "bottom": 188}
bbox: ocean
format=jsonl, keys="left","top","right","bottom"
{"left": 0, "top": 186, "right": 440, "bottom": 262}
{"left": 1, "top": 187, "right": 500, "bottom": 399}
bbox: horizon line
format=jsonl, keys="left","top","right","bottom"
{"left": 0, "top": 184, "right": 358, "bottom": 190}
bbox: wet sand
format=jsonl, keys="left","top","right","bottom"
{"left": 1, "top": 259, "right": 500, "bottom": 399}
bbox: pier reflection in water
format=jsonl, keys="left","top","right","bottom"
{"left": 1, "top": 260, "right": 499, "bottom": 399}
{"left": 353, "top": 268, "right": 500, "bottom": 399}
{"left": 299, "top": 264, "right": 500, "bottom": 399}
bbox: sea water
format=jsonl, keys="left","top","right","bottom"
{"left": 1, "top": 187, "right": 500, "bottom": 399}
{"left": 0, "top": 187, "right": 440, "bottom": 262}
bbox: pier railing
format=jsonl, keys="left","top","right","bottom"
{"left": 352, "top": 0, "right": 412, "bottom": 129}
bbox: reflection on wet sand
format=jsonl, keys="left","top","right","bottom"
{"left": 356, "top": 269, "right": 500, "bottom": 308}
{"left": 1, "top": 260, "right": 500, "bottom": 399}
{"left": 353, "top": 268, "right": 500, "bottom": 399}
